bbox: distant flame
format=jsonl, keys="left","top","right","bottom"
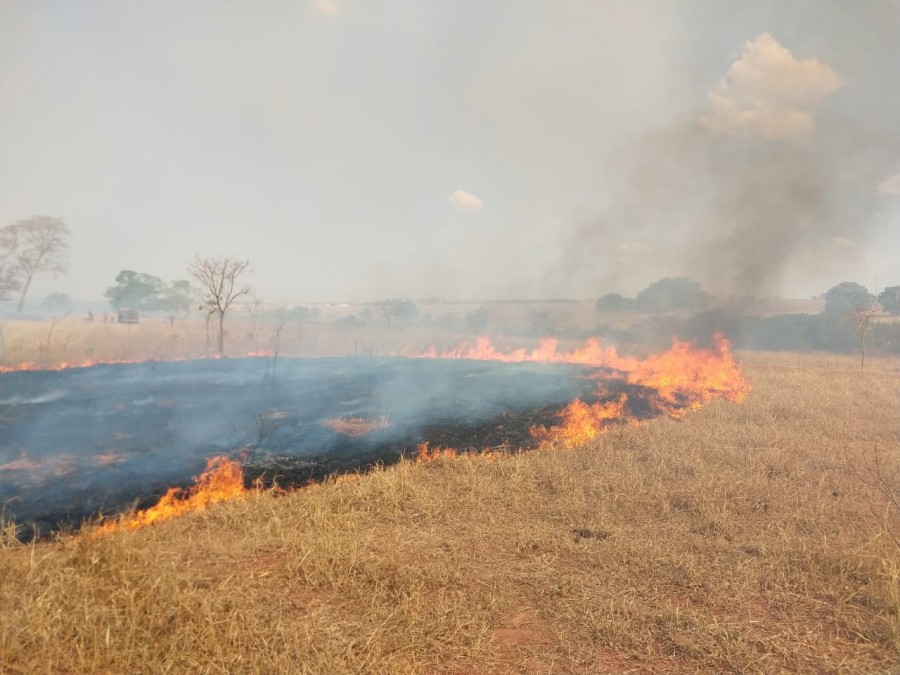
{"left": 324, "top": 416, "right": 391, "bottom": 437}
{"left": 415, "top": 442, "right": 498, "bottom": 463}
{"left": 94, "top": 456, "right": 247, "bottom": 534}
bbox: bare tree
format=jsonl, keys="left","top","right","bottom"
{"left": 245, "top": 294, "right": 263, "bottom": 339}
{"left": 187, "top": 256, "right": 251, "bottom": 356}
{"left": 846, "top": 300, "right": 882, "bottom": 371}
{"left": 0, "top": 217, "right": 70, "bottom": 313}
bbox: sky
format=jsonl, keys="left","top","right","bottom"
{"left": 1, "top": 0, "right": 899, "bottom": 303}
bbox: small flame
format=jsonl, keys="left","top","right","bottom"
{"left": 94, "top": 456, "right": 247, "bottom": 534}
{"left": 414, "top": 442, "right": 498, "bottom": 463}
{"left": 323, "top": 416, "right": 391, "bottom": 436}
{"left": 532, "top": 395, "right": 628, "bottom": 448}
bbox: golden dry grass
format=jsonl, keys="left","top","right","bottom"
{"left": 1, "top": 338, "right": 899, "bottom": 672}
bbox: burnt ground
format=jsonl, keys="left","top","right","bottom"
{"left": 0, "top": 356, "right": 657, "bottom": 538}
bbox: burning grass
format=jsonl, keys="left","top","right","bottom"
{"left": 93, "top": 456, "right": 248, "bottom": 535}
{"left": 323, "top": 415, "right": 391, "bottom": 437}
{"left": 1, "top": 351, "right": 899, "bottom": 672}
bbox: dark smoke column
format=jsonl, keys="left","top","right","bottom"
{"left": 188, "top": 255, "right": 251, "bottom": 356}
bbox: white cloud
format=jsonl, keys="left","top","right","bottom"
{"left": 877, "top": 172, "right": 900, "bottom": 196}
{"left": 310, "top": 0, "right": 339, "bottom": 16}
{"left": 447, "top": 189, "right": 484, "bottom": 212}
{"left": 698, "top": 33, "right": 844, "bottom": 139}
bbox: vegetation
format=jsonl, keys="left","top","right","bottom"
{"left": 187, "top": 256, "right": 252, "bottom": 356}
{"left": 879, "top": 285, "right": 900, "bottom": 315}
{"left": 104, "top": 270, "right": 195, "bottom": 317}
{"left": 596, "top": 277, "right": 708, "bottom": 314}
{"left": 0, "top": 216, "right": 71, "bottom": 312}
{"left": 824, "top": 281, "right": 876, "bottom": 315}
{"left": 595, "top": 292, "right": 635, "bottom": 312}
{"left": 1, "top": 351, "right": 898, "bottom": 672}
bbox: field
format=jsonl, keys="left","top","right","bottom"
{"left": 1, "top": 318, "right": 899, "bottom": 672}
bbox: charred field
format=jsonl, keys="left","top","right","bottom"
{"left": 0, "top": 355, "right": 628, "bottom": 537}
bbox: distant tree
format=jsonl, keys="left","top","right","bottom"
{"left": 159, "top": 280, "right": 197, "bottom": 320}
{"left": 286, "top": 305, "right": 321, "bottom": 323}
{"left": 846, "top": 300, "right": 882, "bottom": 370}
{"left": 877, "top": 285, "right": 900, "bottom": 315}
{"left": 596, "top": 293, "right": 635, "bottom": 312}
{"left": 636, "top": 277, "right": 707, "bottom": 313}
{"left": 380, "top": 299, "right": 420, "bottom": 327}
{"left": 0, "top": 216, "right": 71, "bottom": 312}
{"left": 43, "top": 292, "right": 73, "bottom": 312}
{"left": 105, "top": 270, "right": 167, "bottom": 311}
{"left": 188, "top": 256, "right": 251, "bottom": 356}
{"left": 823, "top": 282, "right": 875, "bottom": 315}
{"left": 0, "top": 255, "right": 19, "bottom": 301}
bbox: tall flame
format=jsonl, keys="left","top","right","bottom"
{"left": 94, "top": 456, "right": 247, "bottom": 534}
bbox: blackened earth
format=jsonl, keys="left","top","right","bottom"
{"left": 0, "top": 356, "right": 651, "bottom": 538}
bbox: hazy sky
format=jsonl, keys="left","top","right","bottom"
{"left": 1, "top": 0, "right": 899, "bottom": 303}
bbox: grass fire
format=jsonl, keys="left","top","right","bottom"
{"left": 2, "top": 3, "right": 900, "bottom": 671}
{"left": 2, "top": 315, "right": 898, "bottom": 673}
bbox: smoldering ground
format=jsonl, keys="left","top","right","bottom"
{"left": 0, "top": 356, "right": 605, "bottom": 536}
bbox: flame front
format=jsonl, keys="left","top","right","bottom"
{"left": 69, "top": 333, "right": 748, "bottom": 532}
{"left": 411, "top": 332, "right": 749, "bottom": 448}
{"left": 94, "top": 456, "right": 247, "bottom": 534}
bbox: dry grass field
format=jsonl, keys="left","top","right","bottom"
{"left": 1, "top": 320, "right": 899, "bottom": 672}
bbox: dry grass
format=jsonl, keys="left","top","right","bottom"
{"left": 1, "top": 346, "right": 900, "bottom": 672}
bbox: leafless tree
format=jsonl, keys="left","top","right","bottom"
{"left": 187, "top": 256, "right": 251, "bottom": 355}
{"left": 245, "top": 294, "right": 263, "bottom": 339}
{"left": 0, "top": 216, "right": 70, "bottom": 312}
{"left": 846, "top": 300, "right": 882, "bottom": 371}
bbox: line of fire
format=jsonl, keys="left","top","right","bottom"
{"left": 0, "top": 334, "right": 748, "bottom": 540}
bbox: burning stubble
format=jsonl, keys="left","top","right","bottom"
{"left": 0, "top": 335, "right": 748, "bottom": 537}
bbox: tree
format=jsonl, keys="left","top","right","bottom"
{"left": 596, "top": 293, "right": 635, "bottom": 312}
{"left": 188, "top": 256, "right": 251, "bottom": 356}
{"left": 380, "top": 299, "right": 420, "bottom": 327}
{"left": 846, "top": 300, "right": 882, "bottom": 371}
{"left": 159, "top": 280, "right": 197, "bottom": 320}
{"left": 824, "top": 282, "right": 874, "bottom": 315}
{"left": 877, "top": 285, "right": 900, "bottom": 315}
{"left": 0, "top": 254, "right": 19, "bottom": 301}
{"left": 105, "top": 270, "right": 167, "bottom": 311}
{"left": 636, "top": 277, "right": 707, "bottom": 313}
{"left": 0, "top": 216, "right": 71, "bottom": 312}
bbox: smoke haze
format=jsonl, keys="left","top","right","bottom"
{"left": 1, "top": 0, "right": 898, "bottom": 302}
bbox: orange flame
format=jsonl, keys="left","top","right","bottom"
{"left": 323, "top": 416, "right": 391, "bottom": 436}
{"left": 94, "top": 456, "right": 247, "bottom": 534}
{"left": 531, "top": 395, "right": 628, "bottom": 448}
{"left": 414, "top": 442, "right": 498, "bottom": 463}
{"left": 410, "top": 332, "right": 749, "bottom": 448}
